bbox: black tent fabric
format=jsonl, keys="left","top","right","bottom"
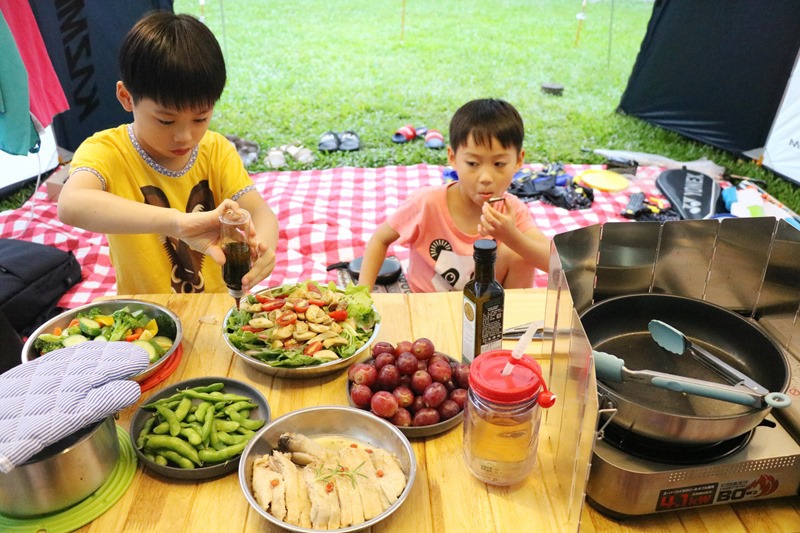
{"left": 29, "top": 0, "right": 174, "bottom": 153}
{"left": 618, "top": 0, "right": 800, "bottom": 155}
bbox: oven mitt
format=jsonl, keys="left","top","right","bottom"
{"left": 0, "top": 341, "right": 149, "bottom": 473}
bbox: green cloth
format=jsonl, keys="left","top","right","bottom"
{"left": 0, "top": 11, "right": 39, "bottom": 155}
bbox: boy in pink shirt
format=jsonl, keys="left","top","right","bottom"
{"left": 359, "top": 99, "right": 550, "bottom": 292}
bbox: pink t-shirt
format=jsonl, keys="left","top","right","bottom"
{"left": 387, "top": 182, "right": 536, "bottom": 292}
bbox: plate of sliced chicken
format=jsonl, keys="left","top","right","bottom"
{"left": 238, "top": 406, "right": 416, "bottom": 532}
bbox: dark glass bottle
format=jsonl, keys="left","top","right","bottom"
{"left": 461, "top": 239, "right": 505, "bottom": 363}
{"left": 219, "top": 208, "right": 252, "bottom": 308}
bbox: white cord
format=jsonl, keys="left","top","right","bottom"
{"left": 11, "top": 148, "right": 42, "bottom": 240}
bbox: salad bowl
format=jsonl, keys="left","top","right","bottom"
{"left": 223, "top": 282, "right": 381, "bottom": 379}
{"left": 21, "top": 299, "right": 182, "bottom": 384}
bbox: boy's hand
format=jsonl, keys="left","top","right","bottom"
{"left": 176, "top": 199, "right": 239, "bottom": 265}
{"left": 478, "top": 198, "right": 517, "bottom": 241}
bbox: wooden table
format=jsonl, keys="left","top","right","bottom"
{"left": 80, "top": 290, "right": 799, "bottom": 532}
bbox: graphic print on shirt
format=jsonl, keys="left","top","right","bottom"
{"left": 429, "top": 239, "right": 475, "bottom": 291}
{"left": 141, "top": 181, "right": 215, "bottom": 293}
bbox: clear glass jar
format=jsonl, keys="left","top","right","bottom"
{"left": 219, "top": 208, "right": 251, "bottom": 303}
{"left": 463, "top": 349, "right": 554, "bottom": 486}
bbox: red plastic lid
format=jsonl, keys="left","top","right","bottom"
{"left": 469, "top": 349, "right": 544, "bottom": 404}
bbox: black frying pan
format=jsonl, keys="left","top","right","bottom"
{"left": 580, "top": 293, "right": 790, "bottom": 445}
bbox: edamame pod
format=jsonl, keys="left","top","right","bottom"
{"left": 174, "top": 397, "right": 193, "bottom": 422}
{"left": 144, "top": 435, "right": 201, "bottom": 465}
{"left": 155, "top": 404, "right": 181, "bottom": 437}
{"left": 198, "top": 440, "right": 249, "bottom": 464}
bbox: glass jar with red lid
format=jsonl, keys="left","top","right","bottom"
{"left": 463, "top": 349, "right": 556, "bottom": 485}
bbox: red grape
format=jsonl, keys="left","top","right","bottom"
{"left": 371, "top": 341, "right": 395, "bottom": 358}
{"left": 395, "top": 352, "right": 419, "bottom": 375}
{"left": 411, "top": 338, "right": 435, "bottom": 360}
{"left": 409, "top": 395, "right": 426, "bottom": 414}
{"left": 398, "top": 374, "right": 411, "bottom": 387}
{"left": 416, "top": 360, "right": 428, "bottom": 371}
{"left": 371, "top": 391, "right": 399, "bottom": 418}
{"left": 450, "top": 388, "right": 468, "bottom": 409}
{"left": 453, "top": 363, "right": 471, "bottom": 389}
{"left": 377, "top": 364, "right": 400, "bottom": 390}
{"left": 352, "top": 364, "right": 378, "bottom": 388}
{"left": 413, "top": 407, "right": 441, "bottom": 426}
{"left": 427, "top": 361, "right": 453, "bottom": 383}
{"left": 374, "top": 352, "right": 396, "bottom": 372}
{"left": 390, "top": 407, "right": 412, "bottom": 427}
{"left": 350, "top": 384, "right": 373, "bottom": 409}
{"left": 394, "top": 340, "right": 413, "bottom": 356}
{"left": 422, "top": 382, "right": 448, "bottom": 408}
{"left": 410, "top": 370, "right": 433, "bottom": 394}
{"left": 429, "top": 354, "right": 451, "bottom": 368}
{"left": 392, "top": 385, "right": 415, "bottom": 408}
{"left": 437, "top": 399, "right": 461, "bottom": 420}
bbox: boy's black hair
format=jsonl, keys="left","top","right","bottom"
{"left": 118, "top": 11, "right": 226, "bottom": 110}
{"left": 449, "top": 98, "right": 524, "bottom": 153}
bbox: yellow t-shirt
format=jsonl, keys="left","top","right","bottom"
{"left": 69, "top": 124, "right": 256, "bottom": 295}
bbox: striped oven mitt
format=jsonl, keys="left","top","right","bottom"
{"left": 0, "top": 342, "right": 149, "bottom": 473}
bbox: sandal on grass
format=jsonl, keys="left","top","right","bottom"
{"left": 318, "top": 131, "right": 340, "bottom": 152}
{"left": 424, "top": 129, "right": 445, "bottom": 149}
{"left": 391, "top": 124, "right": 417, "bottom": 143}
{"left": 263, "top": 147, "right": 287, "bottom": 169}
{"left": 282, "top": 143, "right": 316, "bottom": 164}
{"left": 338, "top": 131, "right": 361, "bottom": 151}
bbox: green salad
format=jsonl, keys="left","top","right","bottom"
{"left": 224, "top": 281, "right": 380, "bottom": 367}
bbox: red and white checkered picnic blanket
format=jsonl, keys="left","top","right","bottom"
{"left": 0, "top": 164, "right": 665, "bottom": 309}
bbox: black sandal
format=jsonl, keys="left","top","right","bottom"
{"left": 338, "top": 130, "right": 361, "bottom": 152}
{"left": 318, "top": 131, "right": 340, "bottom": 152}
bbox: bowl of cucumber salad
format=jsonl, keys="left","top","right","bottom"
{"left": 22, "top": 299, "right": 182, "bottom": 383}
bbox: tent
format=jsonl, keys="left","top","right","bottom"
{"left": 763, "top": 55, "right": 800, "bottom": 185}
{"left": 618, "top": 0, "right": 800, "bottom": 172}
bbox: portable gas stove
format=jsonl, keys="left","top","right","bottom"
{"left": 585, "top": 345, "right": 800, "bottom": 517}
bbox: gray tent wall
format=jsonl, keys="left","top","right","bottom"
{"left": 618, "top": 0, "right": 800, "bottom": 156}
{"left": 29, "top": 0, "right": 174, "bottom": 153}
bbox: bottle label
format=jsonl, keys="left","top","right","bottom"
{"left": 462, "top": 297, "right": 477, "bottom": 363}
{"left": 479, "top": 296, "right": 504, "bottom": 354}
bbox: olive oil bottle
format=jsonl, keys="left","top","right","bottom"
{"left": 219, "top": 208, "right": 252, "bottom": 309}
{"left": 462, "top": 239, "right": 504, "bottom": 363}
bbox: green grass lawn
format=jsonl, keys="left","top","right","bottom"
{"left": 3, "top": 0, "right": 800, "bottom": 213}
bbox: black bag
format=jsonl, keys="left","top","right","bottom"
{"left": 0, "top": 240, "right": 82, "bottom": 337}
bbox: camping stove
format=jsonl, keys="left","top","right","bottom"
{"left": 585, "top": 337, "right": 800, "bottom": 518}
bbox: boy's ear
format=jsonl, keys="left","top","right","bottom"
{"left": 447, "top": 146, "right": 456, "bottom": 166}
{"left": 516, "top": 148, "right": 525, "bottom": 169}
{"left": 116, "top": 82, "right": 134, "bottom": 112}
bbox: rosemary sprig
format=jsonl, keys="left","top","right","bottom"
{"left": 314, "top": 460, "right": 367, "bottom": 488}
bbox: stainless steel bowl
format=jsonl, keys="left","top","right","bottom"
{"left": 223, "top": 305, "right": 380, "bottom": 379}
{"left": 239, "top": 405, "right": 416, "bottom": 532}
{"left": 0, "top": 416, "right": 119, "bottom": 517}
{"left": 22, "top": 299, "right": 182, "bottom": 383}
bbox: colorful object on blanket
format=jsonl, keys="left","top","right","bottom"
{"left": 576, "top": 169, "right": 630, "bottom": 192}
{"left": 721, "top": 180, "right": 800, "bottom": 230}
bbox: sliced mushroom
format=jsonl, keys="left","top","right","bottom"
{"left": 330, "top": 322, "right": 343, "bottom": 334}
{"left": 323, "top": 336, "right": 348, "bottom": 349}
{"left": 270, "top": 340, "right": 283, "bottom": 349}
{"left": 248, "top": 317, "right": 274, "bottom": 329}
{"left": 293, "top": 331, "right": 316, "bottom": 341}
{"left": 240, "top": 300, "right": 263, "bottom": 313}
{"left": 294, "top": 321, "right": 309, "bottom": 334}
{"left": 312, "top": 350, "right": 339, "bottom": 362}
{"left": 309, "top": 331, "right": 337, "bottom": 343}
{"left": 305, "top": 305, "right": 325, "bottom": 323}
{"left": 270, "top": 324, "right": 295, "bottom": 340}
{"left": 308, "top": 322, "right": 330, "bottom": 333}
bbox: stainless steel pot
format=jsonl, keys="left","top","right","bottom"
{"left": 0, "top": 416, "right": 119, "bottom": 517}
{"left": 580, "top": 294, "right": 790, "bottom": 445}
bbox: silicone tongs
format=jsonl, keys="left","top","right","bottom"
{"left": 647, "top": 320, "right": 791, "bottom": 408}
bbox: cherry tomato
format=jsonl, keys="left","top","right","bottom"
{"left": 260, "top": 298, "right": 287, "bottom": 311}
{"left": 291, "top": 299, "right": 310, "bottom": 313}
{"left": 276, "top": 311, "right": 297, "bottom": 327}
{"left": 308, "top": 298, "right": 327, "bottom": 307}
{"left": 304, "top": 341, "right": 323, "bottom": 356}
{"left": 240, "top": 325, "right": 264, "bottom": 332}
{"left": 329, "top": 309, "right": 348, "bottom": 322}
{"left": 283, "top": 338, "right": 299, "bottom": 349}
{"left": 306, "top": 282, "right": 321, "bottom": 295}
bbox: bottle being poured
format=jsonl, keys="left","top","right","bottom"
{"left": 219, "top": 207, "right": 252, "bottom": 310}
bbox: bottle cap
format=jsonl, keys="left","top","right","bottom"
{"left": 473, "top": 239, "right": 497, "bottom": 263}
{"left": 228, "top": 288, "right": 244, "bottom": 299}
{"left": 469, "top": 349, "right": 544, "bottom": 404}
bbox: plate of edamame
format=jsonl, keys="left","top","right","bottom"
{"left": 130, "top": 377, "right": 270, "bottom": 480}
